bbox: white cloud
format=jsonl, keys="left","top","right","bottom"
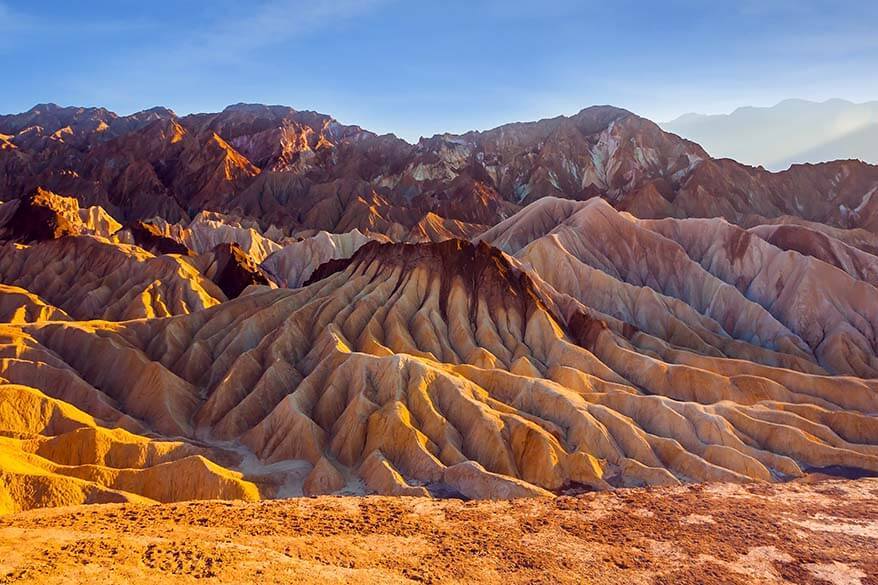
{"left": 140, "top": 0, "right": 390, "bottom": 68}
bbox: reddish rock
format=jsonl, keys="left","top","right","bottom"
{"left": 0, "top": 187, "right": 82, "bottom": 241}
{"left": 203, "top": 242, "right": 270, "bottom": 298}
{"left": 3, "top": 102, "right": 878, "bottom": 236}
{"left": 128, "top": 221, "right": 191, "bottom": 255}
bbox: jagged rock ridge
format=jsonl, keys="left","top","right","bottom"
{"left": 3, "top": 102, "right": 878, "bottom": 237}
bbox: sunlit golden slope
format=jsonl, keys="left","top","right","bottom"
{"left": 0, "top": 237, "right": 224, "bottom": 320}
{"left": 0, "top": 381, "right": 257, "bottom": 514}
{"left": 1, "top": 227, "right": 877, "bottom": 509}
{"left": 0, "top": 284, "right": 69, "bottom": 323}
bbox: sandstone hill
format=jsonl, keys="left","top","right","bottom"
{"left": 1, "top": 229, "right": 877, "bottom": 508}
{"left": 0, "top": 103, "right": 877, "bottom": 513}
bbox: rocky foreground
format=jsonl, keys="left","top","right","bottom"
{"left": 1, "top": 478, "right": 876, "bottom": 584}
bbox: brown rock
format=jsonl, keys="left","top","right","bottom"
{"left": 0, "top": 187, "right": 82, "bottom": 241}
{"left": 127, "top": 220, "right": 191, "bottom": 255}
{"left": 443, "top": 462, "right": 553, "bottom": 499}
{"left": 302, "top": 456, "right": 346, "bottom": 496}
{"left": 200, "top": 242, "right": 270, "bottom": 299}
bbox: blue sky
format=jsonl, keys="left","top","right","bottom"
{"left": 2, "top": 0, "right": 877, "bottom": 141}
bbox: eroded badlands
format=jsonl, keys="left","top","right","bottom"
{"left": 1, "top": 103, "right": 877, "bottom": 521}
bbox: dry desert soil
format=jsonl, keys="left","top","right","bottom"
{"left": 1, "top": 478, "right": 876, "bottom": 584}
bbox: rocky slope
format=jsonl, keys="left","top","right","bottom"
{"left": 2, "top": 229, "right": 878, "bottom": 507}
{"left": 0, "top": 235, "right": 224, "bottom": 320}
{"left": 3, "top": 102, "right": 878, "bottom": 236}
{"left": 0, "top": 103, "right": 877, "bottom": 512}
{"left": 481, "top": 196, "right": 878, "bottom": 377}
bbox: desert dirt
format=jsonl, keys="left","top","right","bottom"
{"left": 1, "top": 478, "right": 876, "bottom": 584}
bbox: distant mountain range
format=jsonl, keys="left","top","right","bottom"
{"left": 662, "top": 99, "right": 878, "bottom": 171}
{"left": 4, "top": 102, "right": 878, "bottom": 237}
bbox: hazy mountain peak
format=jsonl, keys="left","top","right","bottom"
{"left": 663, "top": 98, "right": 878, "bottom": 170}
